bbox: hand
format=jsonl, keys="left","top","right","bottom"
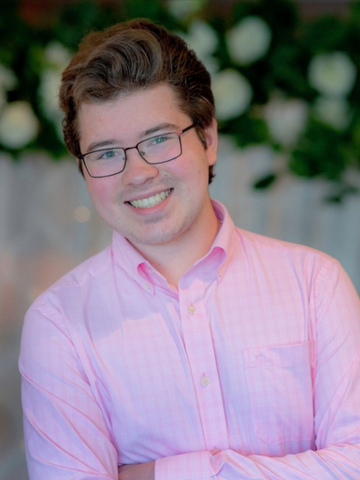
{"left": 118, "top": 461, "right": 155, "bottom": 480}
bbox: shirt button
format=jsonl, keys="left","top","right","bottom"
{"left": 256, "top": 354, "right": 266, "bottom": 363}
{"left": 201, "top": 375, "right": 210, "bottom": 387}
{"left": 188, "top": 304, "right": 196, "bottom": 315}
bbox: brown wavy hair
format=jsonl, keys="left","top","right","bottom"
{"left": 59, "top": 18, "right": 216, "bottom": 183}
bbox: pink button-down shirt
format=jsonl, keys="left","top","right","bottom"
{"left": 20, "top": 200, "right": 360, "bottom": 479}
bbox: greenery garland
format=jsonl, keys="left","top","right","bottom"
{"left": 1, "top": 0, "right": 360, "bottom": 201}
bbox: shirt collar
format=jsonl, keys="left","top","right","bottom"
{"left": 111, "top": 199, "right": 237, "bottom": 291}
{"left": 199, "top": 198, "right": 237, "bottom": 283}
{"left": 111, "top": 232, "right": 157, "bottom": 294}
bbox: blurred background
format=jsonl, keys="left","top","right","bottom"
{"left": 1, "top": 1, "right": 360, "bottom": 478}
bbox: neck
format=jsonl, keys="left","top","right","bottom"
{"left": 132, "top": 204, "right": 220, "bottom": 286}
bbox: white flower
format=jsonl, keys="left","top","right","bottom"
{"left": 314, "top": 96, "right": 352, "bottom": 130}
{"left": 187, "top": 20, "right": 218, "bottom": 57}
{"left": 226, "top": 16, "right": 271, "bottom": 65}
{"left": 0, "top": 63, "right": 16, "bottom": 91}
{"left": 308, "top": 52, "right": 356, "bottom": 98}
{"left": 39, "top": 69, "right": 62, "bottom": 119}
{"left": 38, "top": 43, "right": 71, "bottom": 138}
{"left": 167, "top": 0, "right": 205, "bottom": 20}
{"left": 264, "top": 96, "right": 308, "bottom": 146}
{"left": 38, "top": 69, "right": 64, "bottom": 140}
{"left": 177, "top": 21, "right": 219, "bottom": 74}
{"left": 44, "top": 42, "right": 72, "bottom": 70}
{"left": 0, "top": 101, "right": 39, "bottom": 149}
{"left": 212, "top": 69, "right": 252, "bottom": 120}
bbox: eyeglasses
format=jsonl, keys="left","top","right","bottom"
{"left": 79, "top": 123, "right": 197, "bottom": 178}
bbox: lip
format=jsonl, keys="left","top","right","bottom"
{"left": 125, "top": 188, "right": 173, "bottom": 211}
{"left": 126, "top": 188, "right": 170, "bottom": 202}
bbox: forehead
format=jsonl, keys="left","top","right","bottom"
{"left": 77, "top": 83, "right": 189, "bottom": 152}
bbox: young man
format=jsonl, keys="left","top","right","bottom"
{"left": 20, "top": 19, "right": 360, "bottom": 480}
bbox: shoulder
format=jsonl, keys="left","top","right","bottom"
{"left": 20, "top": 246, "right": 113, "bottom": 362}
{"left": 229, "top": 228, "right": 360, "bottom": 319}
{"left": 26, "top": 245, "right": 113, "bottom": 318}
{"left": 216, "top": 199, "right": 339, "bottom": 278}
{"left": 236, "top": 227, "right": 335, "bottom": 262}
{"left": 233, "top": 227, "right": 342, "bottom": 286}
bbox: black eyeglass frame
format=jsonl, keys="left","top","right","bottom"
{"left": 79, "top": 122, "right": 197, "bottom": 178}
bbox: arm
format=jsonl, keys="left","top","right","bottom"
{"left": 118, "top": 462, "right": 155, "bottom": 480}
{"left": 154, "top": 261, "right": 360, "bottom": 479}
{"left": 19, "top": 305, "right": 119, "bottom": 480}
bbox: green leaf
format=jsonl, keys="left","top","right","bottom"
{"left": 253, "top": 173, "right": 277, "bottom": 190}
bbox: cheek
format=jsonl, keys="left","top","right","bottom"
{"left": 86, "top": 178, "right": 116, "bottom": 205}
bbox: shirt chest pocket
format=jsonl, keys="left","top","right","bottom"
{"left": 243, "top": 341, "right": 315, "bottom": 444}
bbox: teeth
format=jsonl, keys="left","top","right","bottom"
{"left": 129, "top": 189, "right": 171, "bottom": 208}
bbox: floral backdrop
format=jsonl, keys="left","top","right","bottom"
{"left": 1, "top": 4, "right": 360, "bottom": 477}
{"left": 1, "top": 0, "right": 360, "bottom": 201}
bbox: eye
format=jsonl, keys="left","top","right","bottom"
{"left": 151, "top": 134, "right": 170, "bottom": 145}
{"left": 95, "top": 149, "right": 123, "bottom": 161}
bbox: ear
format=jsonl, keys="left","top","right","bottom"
{"left": 204, "top": 118, "right": 218, "bottom": 167}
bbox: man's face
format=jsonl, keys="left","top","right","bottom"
{"left": 78, "top": 83, "right": 218, "bottom": 254}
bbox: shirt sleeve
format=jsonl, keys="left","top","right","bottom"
{"left": 19, "top": 301, "right": 119, "bottom": 480}
{"left": 155, "top": 260, "right": 360, "bottom": 480}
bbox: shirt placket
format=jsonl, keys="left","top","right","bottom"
{"left": 179, "top": 278, "right": 228, "bottom": 453}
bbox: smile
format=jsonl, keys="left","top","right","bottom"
{"left": 128, "top": 189, "right": 172, "bottom": 208}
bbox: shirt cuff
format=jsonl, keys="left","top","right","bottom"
{"left": 155, "top": 451, "right": 213, "bottom": 480}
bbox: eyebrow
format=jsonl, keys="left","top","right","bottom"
{"left": 85, "top": 122, "right": 180, "bottom": 153}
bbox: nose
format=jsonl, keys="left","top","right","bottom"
{"left": 121, "top": 147, "right": 159, "bottom": 185}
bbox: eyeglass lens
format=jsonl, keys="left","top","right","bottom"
{"left": 84, "top": 132, "right": 181, "bottom": 177}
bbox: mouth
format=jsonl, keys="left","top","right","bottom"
{"left": 128, "top": 188, "right": 173, "bottom": 208}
